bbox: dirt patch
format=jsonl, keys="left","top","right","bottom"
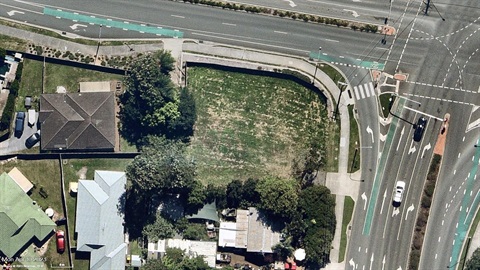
{"left": 76, "top": 166, "right": 87, "bottom": 180}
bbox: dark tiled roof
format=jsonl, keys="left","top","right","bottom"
{"left": 40, "top": 92, "right": 115, "bottom": 151}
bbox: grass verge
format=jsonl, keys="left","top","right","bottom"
{"left": 347, "top": 105, "right": 360, "bottom": 173}
{"left": 188, "top": 67, "right": 330, "bottom": 185}
{"left": 339, "top": 196, "right": 354, "bottom": 262}
{"left": 379, "top": 93, "right": 394, "bottom": 118}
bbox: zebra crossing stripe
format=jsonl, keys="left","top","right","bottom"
{"left": 359, "top": 84, "right": 366, "bottom": 99}
{"left": 368, "top": 82, "right": 376, "bottom": 96}
{"left": 354, "top": 86, "right": 360, "bottom": 100}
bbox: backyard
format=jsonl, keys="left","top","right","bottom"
{"left": 187, "top": 67, "right": 332, "bottom": 185}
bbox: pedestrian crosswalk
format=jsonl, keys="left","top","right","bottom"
{"left": 353, "top": 82, "right": 376, "bottom": 101}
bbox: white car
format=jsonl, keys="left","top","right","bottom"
{"left": 392, "top": 181, "right": 406, "bottom": 207}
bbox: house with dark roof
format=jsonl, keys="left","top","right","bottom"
{"left": 0, "top": 173, "right": 55, "bottom": 258}
{"left": 39, "top": 92, "right": 116, "bottom": 151}
{"left": 75, "top": 171, "right": 127, "bottom": 270}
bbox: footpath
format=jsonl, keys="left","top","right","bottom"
{"left": 0, "top": 24, "right": 360, "bottom": 269}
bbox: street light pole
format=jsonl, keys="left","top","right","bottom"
{"left": 334, "top": 81, "right": 347, "bottom": 121}
{"left": 94, "top": 24, "right": 102, "bottom": 64}
{"left": 312, "top": 46, "right": 322, "bottom": 84}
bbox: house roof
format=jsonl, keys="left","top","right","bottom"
{"left": 0, "top": 173, "right": 55, "bottom": 257}
{"left": 39, "top": 92, "right": 115, "bottom": 151}
{"left": 75, "top": 171, "right": 127, "bottom": 270}
{"left": 186, "top": 201, "right": 219, "bottom": 222}
{"left": 148, "top": 239, "right": 217, "bottom": 267}
{"left": 8, "top": 167, "right": 33, "bottom": 193}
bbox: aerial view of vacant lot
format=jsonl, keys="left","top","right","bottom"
{"left": 188, "top": 67, "right": 331, "bottom": 184}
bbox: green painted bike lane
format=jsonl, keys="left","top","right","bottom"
{"left": 449, "top": 144, "right": 480, "bottom": 266}
{"left": 362, "top": 98, "right": 405, "bottom": 235}
{"left": 43, "top": 8, "right": 183, "bottom": 38}
{"left": 309, "top": 51, "right": 385, "bottom": 71}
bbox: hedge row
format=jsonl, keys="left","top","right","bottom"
{"left": 0, "top": 61, "right": 23, "bottom": 131}
{"left": 175, "top": 0, "right": 379, "bottom": 33}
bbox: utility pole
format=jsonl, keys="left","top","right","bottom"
{"left": 424, "top": 0, "right": 431, "bottom": 15}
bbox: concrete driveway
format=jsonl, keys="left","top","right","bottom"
{"left": 0, "top": 112, "right": 39, "bottom": 155}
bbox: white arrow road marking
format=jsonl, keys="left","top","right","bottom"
{"left": 362, "top": 192, "right": 368, "bottom": 210}
{"left": 408, "top": 140, "right": 416, "bottom": 154}
{"left": 369, "top": 253, "right": 374, "bottom": 270}
{"left": 392, "top": 208, "right": 399, "bottom": 217}
{"left": 366, "top": 126, "right": 374, "bottom": 143}
{"left": 343, "top": 9, "right": 360, "bottom": 17}
{"left": 382, "top": 255, "right": 386, "bottom": 270}
{"left": 69, "top": 23, "right": 88, "bottom": 30}
{"left": 405, "top": 204, "right": 415, "bottom": 220}
{"left": 422, "top": 143, "right": 431, "bottom": 158}
{"left": 349, "top": 258, "right": 355, "bottom": 268}
{"left": 397, "top": 126, "right": 405, "bottom": 151}
{"left": 7, "top": 10, "right": 25, "bottom": 16}
{"left": 284, "top": 0, "right": 297, "bottom": 7}
{"left": 380, "top": 190, "right": 387, "bottom": 214}
{"left": 397, "top": 267, "right": 402, "bottom": 270}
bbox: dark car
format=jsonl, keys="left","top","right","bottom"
{"left": 25, "top": 131, "right": 40, "bottom": 148}
{"left": 413, "top": 117, "right": 427, "bottom": 142}
{"left": 56, "top": 230, "right": 65, "bottom": 253}
{"left": 14, "top": 112, "right": 25, "bottom": 138}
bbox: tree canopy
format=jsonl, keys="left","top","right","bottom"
{"left": 466, "top": 248, "right": 480, "bottom": 270}
{"left": 142, "top": 212, "right": 176, "bottom": 242}
{"left": 255, "top": 176, "right": 299, "bottom": 220}
{"left": 119, "top": 50, "right": 195, "bottom": 145}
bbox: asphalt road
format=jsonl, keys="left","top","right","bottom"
{"left": 0, "top": 0, "right": 479, "bottom": 269}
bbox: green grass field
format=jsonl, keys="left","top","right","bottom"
{"left": 339, "top": 196, "right": 354, "bottom": 262}
{"left": 187, "top": 67, "right": 330, "bottom": 185}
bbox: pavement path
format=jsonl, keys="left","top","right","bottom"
{"left": 0, "top": 23, "right": 358, "bottom": 269}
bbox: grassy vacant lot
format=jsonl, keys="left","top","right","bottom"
{"left": 0, "top": 33, "right": 28, "bottom": 51}
{"left": 16, "top": 59, "right": 123, "bottom": 112}
{"left": 187, "top": 67, "right": 330, "bottom": 185}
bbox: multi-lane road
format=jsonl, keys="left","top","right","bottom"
{"left": 1, "top": 0, "right": 480, "bottom": 269}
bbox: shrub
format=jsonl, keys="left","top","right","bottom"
{"left": 0, "top": 94, "right": 15, "bottom": 131}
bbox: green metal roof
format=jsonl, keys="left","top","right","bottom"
{"left": 0, "top": 173, "right": 55, "bottom": 257}
{"left": 186, "top": 201, "right": 219, "bottom": 222}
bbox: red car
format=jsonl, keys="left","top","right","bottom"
{"left": 56, "top": 230, "right": 65, "bottom": 253}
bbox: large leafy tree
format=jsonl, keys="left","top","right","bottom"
{"left": 466, "top": 248, "right": 480, "bottom": 270}
{"left": 255, "top": 176, "right": 299, "bottom": 220}
{"left": 142, "top": 212, "right": 176, "bottom": 242}
{"left": 127, "top": 136, "right": 196, "bottom": 196}
{"left": 119, "top": 50, "right": 179, "bottom": 145}
{"left": 168, "top": 87, "right": 197, "bottom": 141}
{"left": 303, "top": 227, "right": 334, "bottom": 268}
{"left": 226, "top": 180, "right": 243, "bottom": 208}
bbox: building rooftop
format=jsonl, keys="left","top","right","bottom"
{"left": 8, "top": 167, "right": 33, "bottom": 193}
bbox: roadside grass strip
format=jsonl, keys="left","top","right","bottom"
{"left": 309, "top": 51, "right": 385, "bottom": 71}
{"left": 362, "top": 98, "right": 405, "bottom": 235}
{"left": 43, "top": 8, "right": 183, "bottom": 38}
{"left": 450, "top": 145, "right": 480, "bottom": 266}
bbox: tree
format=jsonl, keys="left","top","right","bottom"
{"left": 168, "top": 87, "right": 197, "bottom": 141}
{"left": 142, "top": 259, "right": 166, "bottom": 270}
{"left": 205, "top": 184, "right": 227, "bottom": 210}
{"left": 256, "top": 176, "right": 299, "bottom": 220}
{"left": 161, "top": 248, "right": 211, "bottom": 270}
{"left": 119, "top": 50, "right": 179, "bottom": 145}
{"left": 142, "top": 212, "right": 175, "bottom": 242}
{"left": 127, "top": 136, "right": 196, "bottom": 197}
{"left": 298, "top": 185, "right": 336, "bottom": 233}
{"left": 304, "top": 227, "right": 334, "bottom": 268}
{"left": 183, "top": 223, "right": 207, "bottom": 241}
{"left": 226, "top": 180, "right": 243, "bottom": 208}
{"left": 187, "top": 181, "right": 206, "bottom": 208}
{"left": 240, "top": 178, "right": 259, "bottom": 208}
{"left": 466, "top": 248, "right": 480, "bottom": 270}
{"left": 0, "top": 48, "right": 5, "bottom": 60}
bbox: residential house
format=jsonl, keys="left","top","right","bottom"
{"left": 0, "top": 173, "right": 55, "bottom": 258}
{"left": 148, "top": 239, "right": 217, "bottom": 267}
{"left": 75, "top": 171, "right": 127, "bottom": 270}
{"left": 39, "top": 92, "right": 116, "bottom": 151}
{"left": 218, "top": 207, "right": 281, "bottom": 253}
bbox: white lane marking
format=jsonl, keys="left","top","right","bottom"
{"left": 458, "top": 153, "right": 461, "bottom": 158}
{"left": 7, "top": 10, "right": 25, "bottom": 16}
{"left": 171, "top": 14, "right": 185, "bottom": 18}
{"left": 324, "top": 38, "right": 339, "bottom": 42}
{"left": 359, "top": 84, "right": 365, "bottom": 99}
{"left": 368, "top": 82, "right": 375, "bottom": 96}
{"left": 361, "top": 192, "right": 368, "bottom": 210}
{"left": 354, "top": 86, "right": 360, "bottom": 100}
{"left": 274, "top": 31, "right": 288, "bottom": 34}
{"left": 222, "top": 22, "right": 236, "bottom": 26}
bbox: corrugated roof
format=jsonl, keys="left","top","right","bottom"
{"left": 0, "top": 173, "right": 55, "bottom": 257}
{"left": 75, "top": 171, "right": 126, "bottom": 270}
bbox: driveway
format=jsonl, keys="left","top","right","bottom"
{"left": 0, "top": 112, "right": 39, "bottom": 155}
